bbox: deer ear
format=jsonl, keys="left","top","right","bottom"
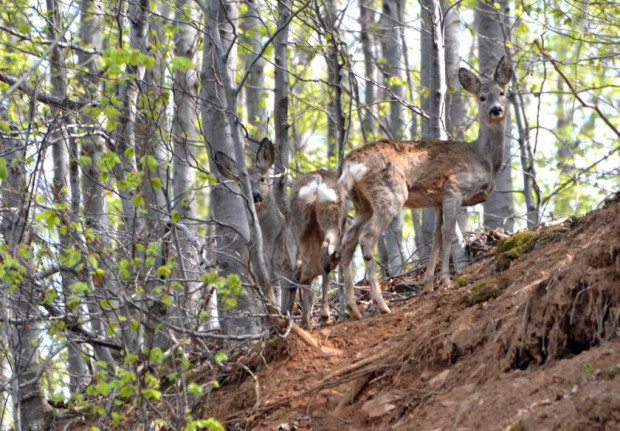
{"left": 494, "top": 56, "right": 513, "bottom": 86}
{"left": 256, "top": 137, "right": 275, "bottom": 171}
{"left": 214, "top": 151, "right": 238, "bottom": 180}
{"left": 459, "top": 68, "right": 480, "bottom": 94}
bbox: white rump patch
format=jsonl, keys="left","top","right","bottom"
{"left": 298, "top": 176, "right": 321, "bottom": 203}
{"left": 348, "top": 162, "right": 368, "bottom": 181}
{"left": 338, "top": 162, "right": 368, "bottom": 191}
{"left": 317, "top": 183, "right": 338, "bottom": 203}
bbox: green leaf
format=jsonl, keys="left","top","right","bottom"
{"left": 141, "top": 388, "right": 161, "bottom": 400}
{"left": 0, "top": 157, "right": 7, "bottom": 180}
{"left": 149, "top": 347, "right": 164, "bottom": 364}
{"left": 157, "top": 266, "right": 172, "bottom": 277}
{"left": 188, "top": 382, "right": 203, "bottom": 396}
{"left": 171, "top": 211, "right": 181, "bottom": 224}
{"left": 79, "top": 155, "right": 92, "bottom": 166}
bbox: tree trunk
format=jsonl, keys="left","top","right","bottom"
{"left": 419, "top": 0, "right": 446, "bottom": 261}
{"left": 441, "top": 0, "right": 469, "bottom": 270}
{"left": 46, "top": 0, "right": 88, "bottom": 392}
{"left": 172, "top": 0, "right": 218, "bottom": 330}
{"left": 377, "top": 0, "right": 405, "bottom": 276}
{"left": 78, "top": 0, "right": 116, "bottom": 370}
{"left": 359, "top": 0, "right": 376, "bottom": 141}
{"left": 273, "top": 0, "right": 291, "bottom": 212}
{"left": 201, "top": 0, "right": 273, "bottom": 335}
{"left": 0, "top": 106, "right": 53, "bottom": 431}
{"left": 476, "top": 0, "right": 514, "bottom": 231}
{"left": 241, "top": 0, "right": 268, "bottom": 145}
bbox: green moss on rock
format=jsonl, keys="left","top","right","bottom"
{"left": 456, "top": 274, "right": 471, "bottom": 287}
{"left": 496, "top": 227, "right": 564, "bottom": 271}
{"left": 460, "top": 275, "right": 510, "bottom": 307}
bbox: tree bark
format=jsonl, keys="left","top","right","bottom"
{"left": 419, "top": 0, "right": 446, "bottom": 261}
{"left": 0, "top": 105, "right": 53, "bottom": 431}
{"left": 201, "top": 0, "right": 273, "bottom": 335}
{"left": 46, "top": 0, "right": 88, "bottom": 392}
{"left": 377, "top": 0, "right": 405, "bottom": 276}
{"left": 273, "top": 0, "right": 291, "bottom": 212}
{"left": 476, "top": 0, "right": 515, "bottom": 231}
{"left": 78, "top": 0, "right": 116, "bottom": 370}
{"left": 241, "top": 0, "right": 269, "bottom": 145}
{"left": 441, "top": 0, "right": 469, "bottom": 270}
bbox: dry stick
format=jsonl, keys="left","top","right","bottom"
{"left": 535, "top": 40, "right": 620, "bottom": 140}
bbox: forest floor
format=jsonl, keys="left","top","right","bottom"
{"left": 200, "top": 193, "right": 620, "bottom": 431}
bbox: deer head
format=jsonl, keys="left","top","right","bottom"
{"left": 459, "top": 55, "right": 512, "bottom": 126}
{"left": 214, "top": 138, "right": 278, "bottom": 214}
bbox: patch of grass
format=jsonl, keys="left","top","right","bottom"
{"left": 460, "top": 275, "right": 510, "bottom": 307}
{"left": 508, "top": 421, "right": 527, "bottom": 431}
{"left": 456, "top": 274, "right": 471, "bottom": 287}
{"left": 583, "top": 362, "right": 595, "bottom": 379}
{"left": 603, "top": 364, "right": 620, "bottom": 380}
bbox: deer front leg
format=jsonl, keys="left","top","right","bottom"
{"left": 439, "top": 192, "right": 463, "bottom": 287}
{"left": 320, "top": 268, "right": 331, "bottom": 323}
{"left": 423, "top": 207, "right": 443, "bottom": 292}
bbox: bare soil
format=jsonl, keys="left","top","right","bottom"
{"left": 201, "top": 196, "right": 620, "bottom": 431}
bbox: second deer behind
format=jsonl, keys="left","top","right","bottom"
{"left": 215, "top": 139, "right": 345, "bottom": 327}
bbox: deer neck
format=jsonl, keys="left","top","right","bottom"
{"left": 475, "top": 120, "right": 506, "bottom": 176}
{"left": 258, "top": 201, "right": 286, "bottom": 251}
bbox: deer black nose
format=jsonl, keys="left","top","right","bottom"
{"left": 489, "top": 106, "right": 503, "bottom": 117}
{"left": 252, "top": 192, "right": 262, "bottom": 203}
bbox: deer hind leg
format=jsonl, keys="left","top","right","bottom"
{"left": 423, "top": 207, "right": 443, "bottom": 292}
{"left": 439, "top": 192, "right": 463, "bottom": 287}
{"left": 357, "top": 208, "right": 403, "bottom": 314}
{"left": 320, "top": 267, "right": 331, "bottom": 323}
{"left": 300, "top": 282, "right": 314, "bottom": 328}
{"left": 341, "top": 212, "right": 371, "bottom": 320}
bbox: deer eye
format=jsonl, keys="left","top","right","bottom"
{"left": 500, "top": 91, "right": 505, "bottom": 96}
{"left": 479, "top": 96, "right": 487, "bottom": 102}
{"left": 259, "top": 177, "right": 266, "bottom": 183}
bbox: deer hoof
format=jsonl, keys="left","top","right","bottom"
{"left": 376, "top": 297, "right": 391, "bottom": 314}
{"left": 346, "top": 303, "right": 363, "bottom": 320}
{"left": 439, "top": 275, "right": 451, "bottom": 288}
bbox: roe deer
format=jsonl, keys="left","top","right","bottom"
{"left": 214, "top": 138, "right": 345, "bottom": 327}
{"left": 338, "top": 56, "right": 513, "bottom": 319}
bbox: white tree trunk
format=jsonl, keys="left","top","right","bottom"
{"left": 0, "top": 107, "right": 53, "bottom": 430}
{"left": 46, "top": 0, "right": 88, "bottom": 392}
{"left": 201, "top": 0, "right": 272, "bottom": 335}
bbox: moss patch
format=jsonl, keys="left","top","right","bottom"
{"left": 460, "top": 275, "right": 510, "bottom": 307}
{"left": 604, "top": 364, "right": 620, "bottom": 380}
{"left": 456, "top": 274, "right": 471, "bottom": 287}
{"left": 496, "top": 227, "right": 564, "bottom": 271}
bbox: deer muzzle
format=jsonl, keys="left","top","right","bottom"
{"left": 489, "top": 106, "right": 503, "bottom": 117}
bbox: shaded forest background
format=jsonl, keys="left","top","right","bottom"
{"left": 0, "top": 0, "right": 617, "bottom": 428}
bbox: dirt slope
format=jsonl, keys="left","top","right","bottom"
{"left": 202, "top": 197, "right": 620, "bottom": 431}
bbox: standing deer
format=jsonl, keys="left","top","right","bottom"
{"left": 338, "top": 56, "right": 513, "bottom": 319}
{"left": 214, "top": 138, "right": 345, "bottom": 327}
